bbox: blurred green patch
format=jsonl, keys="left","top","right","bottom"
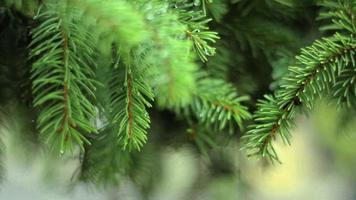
{"left": 313, "top": 100, "right": 356, "bottom": 178}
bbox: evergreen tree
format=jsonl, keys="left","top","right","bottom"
{"left": 0, "top": 0, "right": 355, "bottom": 189}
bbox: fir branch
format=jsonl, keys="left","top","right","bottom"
{"left": 332, "top": 67, "right": 356, "bottom": 108}
{"left": 243, "top": 33, "right": 356, "bottom": 162}
{"left": 172, "top": 0, "right": 220, "bottom": 62}
{"left": 30, "top": 5, "right": 97, "bottom": 153}
{"left": 189, "top": 75, "right": 251, "bottom": 131}
{"left": 110, "top": 52, "right": 154, "bottom": 151}
{"left": 318, "top": 0, "right": 356, "bottom": 34}
{"left": 276, "top": 34, "right": 356, "bottom": 110}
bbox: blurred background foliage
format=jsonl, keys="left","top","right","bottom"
{"left": 1, "top": 103, "right": 356, "bottom": 200}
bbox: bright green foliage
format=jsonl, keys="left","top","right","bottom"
{"left": 189, "top": 75, "right": 251, "bottom": 131}
{"left": 109, "top": 53, "right": 154, "bottom": 151}
{"left": 173, "top": 0, "right": 220, "bottom": 62}
{"left": 68, "top": 0, "right": 149, "bottom": 51}
{"left": 139, "top": 0, "right": 198, "bottom": 108}
{"left": 243, "top": 0, "right": 356, "bottom": 162}
{"left": 30, "top": 4, "right": 98, "bottom": 153}
{"left": 22, "top": 0, "right": 250, "bottom": 181}
{"left": 244, "top": 34, "right": 356, "bottom": 162}
{"left": 332, "top": 67, "right": 356, "bottom": 108}
{"left": 277, "top": 34, "right": 355, "bottom": 110}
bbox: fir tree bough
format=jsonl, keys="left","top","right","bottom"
{"left": 242, "top": 0, "right": 356, "bottom": 162}
{"left": 30, "top": 4, "right": 98, "bottom": 153}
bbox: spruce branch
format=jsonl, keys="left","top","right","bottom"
{"left": 109, "top": 52, "right": 154, "bottom": 151}
{"left": 189, "top": 75, "right": 251, "bottom": 131}
{"left": 30, "top": 5, "right": 98, "bottom": 153}
{"left": 243, "top": 33, "right": 356, "bottom": 162}
{"left": 318, "top": 0, "right": 356, "bottom": 34}
{"left": 172, "top": 0, "right": 220, "bottom": 62}
{"left": 332, "top": 67, "right": 356, "bottom": 108}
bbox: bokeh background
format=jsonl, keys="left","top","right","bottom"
{"left": 0, "top": 101, "right": 355, "bottom": 200}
